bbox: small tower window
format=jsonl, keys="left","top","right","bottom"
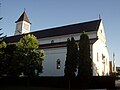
{"left": 57, "top": 59, "right": 61, "bottom": 69}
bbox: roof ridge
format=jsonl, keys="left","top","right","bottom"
{"left": 32, "top": 19, "right": 101, "bottom": 33}
{"left": 6, "top": 19, "right": 101, "bottom": 43}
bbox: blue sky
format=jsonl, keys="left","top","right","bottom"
{"left": 0, "top": 0, "right": 120, "bottom": 66}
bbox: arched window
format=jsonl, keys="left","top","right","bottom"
{"left": 97, "top": 53, "right": 99, "bottom": 62}
{"left": 57, "top": 59, "right": 61, "bottom": 69}
{"left": 102, "top": 54, "right": 105, "bottom": 60}
{"left": 101, "top": 29, "right": 102, "bottom": 33}
{"left": 51, "top": 40, "right": 54, "bottom": 43}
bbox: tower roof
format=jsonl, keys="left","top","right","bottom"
{"left": 15, "top": 10, "right": 31, "bottom": 23}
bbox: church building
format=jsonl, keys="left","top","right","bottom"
{"left": 5, "top": 11, "right": 110, "bottom": 76}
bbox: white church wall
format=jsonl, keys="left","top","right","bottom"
{"left": 92, "top": 39, "right": 109, "bottom": 76}
{"left": 98, "top": 20, "right": 109, "bottom": 75}
{"left": 92, "top": 21, "right": 109, "bottom": 76}
{"left": 39, "top": 21, "right": 110, "bottom": 76}
{"left": 97, "top": 20, "right": 106, "bottom": 44}
{"left": 40, "top": 47, "right": 67, "bottom": 76}
{"left": 39, "top": 31, "right": 98, "bottom": 76}
{"left": 38, "top": 31, "right": 97, "bottom": 45}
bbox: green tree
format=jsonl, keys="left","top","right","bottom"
{"left": 0, "top": 41, "right": 6, "bottom": 76}
{"left": 0, "top": 41, "right": 6, "bottom": 48}
{"left": 0, "top": 34, "right": 44, "bottom": 77}
{"left": 0, "top": 43, "right": 21, "bottom": 77}
{"left": 64, "top": 37, "right": 78, "bottom": 78}
{"left": 3, "top": 44, "right": 21, "bottom": 77}
{"left": 0, "top": 17, "right": 6, "bottom": 43}
{"left": 78, "top": 32, "right": 92, "bottom": 76}
{"left": 0, "top": 17, "right": 3, "bottom": 43}
{"left": 18, "top": 34, "right": 39, "bottom": 51}
{"left": 17, "top": 34, "right": 44, "bottom": 77}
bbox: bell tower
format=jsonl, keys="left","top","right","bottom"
{"left": 14, "top": 9, "right": 31, "bottom": 35}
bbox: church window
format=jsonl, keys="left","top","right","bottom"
{"left": 97, "top": 53, "right": 99, "bottom": 62}
{"left": 90, "top": 45, "right": 92, "bottom": 58}
{"left": 106, "top": 59, "right": 107, "bottom": 65}
{"left": 90, "top": 45, "right": 92, "bottom": 51}
{"left": 90, "top": 51, "right": 92, "bottom": 58}
{"left": 102, "top": 54, "right": 105, "bottom": 60}
{"left": 57, "top": 59, "right": 61, "bottom": 69}
{"left": 51, "top": 40, "right": 54, "bottom": 43}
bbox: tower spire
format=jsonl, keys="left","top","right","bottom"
{"left": 14, "top": 10, "right": 31, "bottom": 35}
{"left": 15, "top": 9, "right": 31, "bottom": 24}
{"left": 24, "top": 8, "right": 26, "bottom": 12}
{"left": 113, "top": 52, "right": 116, "bottom": 72}
{"left": 99, "top": 14, "right": 101, "bottom": 19}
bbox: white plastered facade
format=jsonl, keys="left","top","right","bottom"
{"left": 92, "top": 21, "right": 109, "bottom": 76}
{"left": 40, "top": 20, "right": 109, "bottom": 76}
